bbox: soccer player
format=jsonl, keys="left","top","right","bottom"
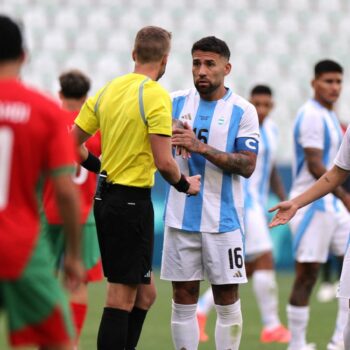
{"left": 196, "top": 85, "right": 290, "bottom": 344}
{"left": 72, "top": 26, "right": 201, "bottom": 350}
{"left": 161, "top": 36, "right": 260, "bottom": 350}
{"left": 269, "top": 123, "right": 350, "bottom": 350}
{"left": 272, "top": 60, "right": 350, "bottom": 350}
{"left": 0, "top": 15, "right": 84, "bottom": 349}
{"left": 42, "top": 69, "right": 103, "bottom": 346}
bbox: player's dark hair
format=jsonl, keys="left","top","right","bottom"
{"left": 191, "top": 36, "right": 230, "bottom": 60}
{"left": 0, "top": 15, "right": 24, "bottom": 62}
{"left": 59, "top": 69, "right": 91, "bottom": 99}
{"left": 134, "top": 26, "right": 172, "bottom": 63}
{"left": 314, "top": 59, "right": 343, "bottom": 77}
{"left": 250, "top": 85, "right": 273, "bottom": 97}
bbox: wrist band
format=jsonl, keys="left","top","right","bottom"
{"left": 81, "top": 152, "right": 101, "bottom": 173}
{"left": 173, "top": 173, "right": 190, "bottom": 193}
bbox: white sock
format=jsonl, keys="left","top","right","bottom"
{"left": 331, "top": 297, "right": 348, "bottom": 344}
{"left": 215, "top": 300, "right": 242, "bottom": 350}
{"left": 197, "top": 288, "right": 214, "bottom": 315}
{"left": 252, "top": 270, "right": 281, "bottom": 330}
{"left": 343, "top": 307, "right": 350, "bottom": 349}
{"left": 171, "top": 300, "right": 199, "bottom": 350}
{"left": 287, "top": 304, "right": 309, "bottom": 350}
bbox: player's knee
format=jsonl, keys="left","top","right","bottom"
{"left": 212, "top": 284, "right": 239, "bottom": 305}
{"left": 173, "top": 283, "right": 200, "bottom": 304}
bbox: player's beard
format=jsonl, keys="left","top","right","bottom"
{"left": 194, "top": 80, "right": 220, "bottom": 96}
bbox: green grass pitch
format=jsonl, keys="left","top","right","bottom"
{"left": 0, "top": 272, "right": 338, "bottom": 349}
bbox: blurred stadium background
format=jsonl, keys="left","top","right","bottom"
{"left": 1, "top": 1, "right": 349, "bottom": 348}
{"left": 2, "top": 0, "right": 350, "bottom": 164}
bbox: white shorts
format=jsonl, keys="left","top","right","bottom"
{"left": 160, "top": 226, "right": 247, "bottom": 285}
{"left": 290, "top": 204, "right": 350, "bottom": 263}
{"left": 244, "top": 203, "right": 272, "bottom": 260}
{"left": 337, "top": 239, "right": 350, "bottom": 299}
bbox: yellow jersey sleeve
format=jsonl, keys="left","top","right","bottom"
{"left": 143, "top": 82, "right": 172, "bottom": 136}
{"left": 74, "top": 86, "right": 106, "bottom": 135}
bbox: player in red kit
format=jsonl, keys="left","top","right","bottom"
{"left": 0, "top": 15, "right": 84, "bottom": 349}
{"left": 42, "top": 69, "right": 103, "bottom": 347}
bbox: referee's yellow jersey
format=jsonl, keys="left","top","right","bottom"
{"left": 75, "top": 73, "right": 172, "bottom": 188}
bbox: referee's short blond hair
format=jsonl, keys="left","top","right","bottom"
{"left": 134, "top": 26, "right": 172, "bottom": 63}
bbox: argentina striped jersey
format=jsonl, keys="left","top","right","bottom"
{"left": 291, "top": 99, "right": 343, "bottom": 212}
{"left": 164, "top": 88, "right": 259, "bottom": 233}
{"left": 244, "top": 117, "right": 279, "bottom": 209}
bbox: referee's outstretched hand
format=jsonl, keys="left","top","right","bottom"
{"left": 186, "top": 174, "right": 201, "bottom": 195}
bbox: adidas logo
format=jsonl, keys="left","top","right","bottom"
{"left": 233, "top": 270, "right": 242, "bottom": 278}
{"left": 144, "top": 270, "right": 151, "bottom": 278}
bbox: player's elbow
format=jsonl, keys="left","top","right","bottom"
{"left": 240, "top": 164, "right": 256, "bottom": 178}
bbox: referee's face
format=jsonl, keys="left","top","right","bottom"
{"left": 192, "top": 50, "right": 231, "bottom": 97}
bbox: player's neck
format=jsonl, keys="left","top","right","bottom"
{"left": 313, "top": 96, "right": 334, "bottom": 110}
{"left": 0, "top": 62, "right": 21, "bottom": 80}
{"left": 200, "top": 85, "right": 227, "bottom": 102}
{"left": 61, "top": 99, "right": 84, "bottom": 112}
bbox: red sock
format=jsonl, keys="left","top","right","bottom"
{"left": 70, "top": 302, "right": 88, "bottom": 337}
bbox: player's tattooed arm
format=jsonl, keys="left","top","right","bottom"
{"left": 172, "top": 127, "right": 256, "bottom": 176}
{"left": 201, "top": 146, "right": 257, "bottom": 177}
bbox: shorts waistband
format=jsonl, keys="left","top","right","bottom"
{"left": 106, "top": 184, "right": 151, "bottom": 200}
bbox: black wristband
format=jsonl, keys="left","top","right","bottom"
{"left": 173, "top": 173, "right": 190, "bottom": 193}
{"left": 81, "top": 152, "right": 101, "bottom": 173}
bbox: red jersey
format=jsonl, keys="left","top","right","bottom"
{"left": 43, "top": 111, "right": 101, "bottom": 224}
{"left": 0, "top": 79, "right": 76, "bottom": 279}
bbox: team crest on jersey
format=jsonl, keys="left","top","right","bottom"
{"left": 218, "top": 116, "right": 225, "bottom": 125}
{"left": 180, "top": 113, "right": 192, "bottom": 121}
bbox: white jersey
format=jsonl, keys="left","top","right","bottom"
{"left": 335, "top": 124, "right": 350, "bottom": 171}
{"left": 244, "top": 117, "right": 279, "bottom": 208}
{"left": 290, "top": 99, "right": 343, "bottom": 212}
{"left": 164, "top": 88, "right": 259, "bottom": 233}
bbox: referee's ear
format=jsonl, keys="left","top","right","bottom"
{"left": 132, "top": 50, "right": 136, "bottom": 62}
{"left": 161, "top": 54, "right": 169, "bottom": 66}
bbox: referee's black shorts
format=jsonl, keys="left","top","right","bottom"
{"left": 94, "top": 184, "right": 154, "bottom": 285}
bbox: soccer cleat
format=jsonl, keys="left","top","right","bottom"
{"left": 327, "top": 340, "right": 345, "bottom": 350}
{"left": 260, "top": 324, "right": 291, "bottom": 343}
{"left": 316, "top": 282, "right": 337, "bottom": 303}
{"left": 197, "top": 313, "right": 209, "bottom": 342}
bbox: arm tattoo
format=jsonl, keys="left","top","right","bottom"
{"left": 202, "top": 148, "right": 256, "bottom": 177}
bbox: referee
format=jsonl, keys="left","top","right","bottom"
{"left": 73, "top": 26, "right": 200, "bottom": 350}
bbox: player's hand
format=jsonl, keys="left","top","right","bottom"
{"left": 173, "top": 122, "right": 192, "bottom": 159}
{"left": 268, "top": 200, "right": 298, "bottom": 228}
{"left": 63, "top": 255, "right": 86, "bottom": 292}
{"left": 172, "top": 126, "right": 204, "bottom": 154}
{"left": 175, "top": 145, "right": 191, "bottom": 159}
{"left": 186, "top": 174, "right": 201, "bottom": 195}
